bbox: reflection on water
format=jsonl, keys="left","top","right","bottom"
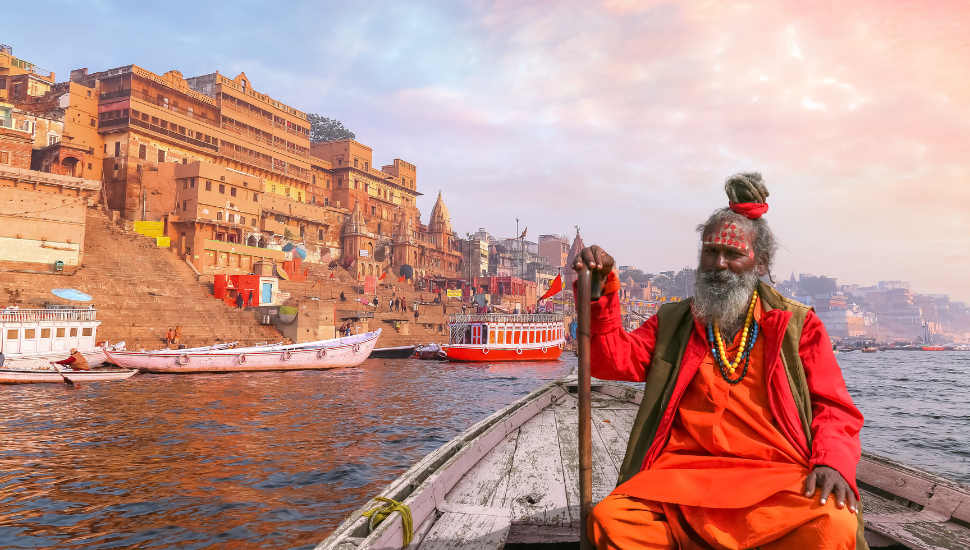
{"left": 1, "top": 351, "right": 967, "bottom": 549}
{"left": 0, "top": 358, "right": 570, "bottom": 550}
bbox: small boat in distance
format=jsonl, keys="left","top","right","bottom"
{"left": 105, "top": 330, "right": 380, "bottom": 373}
{"left": 0, "top": 366, "right": 137, "bottom": 385}
{"left": 921, "top": 345, "right": 948, "bottom": 351}
{"left": 414, "top": 343, "right": 447, "bottom": 360}
{"left": 861, "top": 347, "right": 879, "bottom": 353}
{"left": 369, "top": 345, "right": 417, "bottom": 359}
{"left": 442, "top": 313, "right": 566, "bottom": 362}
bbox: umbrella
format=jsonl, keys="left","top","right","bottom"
{"left": 398, "top": 264, "right": 414, "bottom": 281}
{"left": 282, "top": 243, "right": 307, "bottom": 259}
{"left": 51, "top": 289, "right": 92, "bottom": 301}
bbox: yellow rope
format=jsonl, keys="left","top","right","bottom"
{"left": 362, "top": 496, "right": 414, "bottom": 545}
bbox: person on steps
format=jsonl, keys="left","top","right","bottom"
{"left": 577, "top": 172, "right": 865, "bottom": 550}
{"left": 247, "top": 290, "right": 254, "bottom": 306}
{"left": 53, "top": 348, "right": 91, "bottom": 371}
{"left": 340, "top": 291, "right": 346, "bottom": 302}
{"left": 235, "top": 292, "right": 244, "bottom": 309}
{"left": 173, "top": 326, "right": 182, "bottom": 346}
{"left": 164, "top": 327, "right": 174, "bottom": 345}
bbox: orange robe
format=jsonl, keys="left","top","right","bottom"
{"left": 589, "top": 300, "right": 858, "bottom": 549}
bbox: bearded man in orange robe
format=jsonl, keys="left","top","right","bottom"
{"left": 573, "top": 173, "right": 866, "bottom": 550}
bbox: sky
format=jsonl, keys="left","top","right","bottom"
{"left": 8, "top": 1, "right": 970, "bottom": 300}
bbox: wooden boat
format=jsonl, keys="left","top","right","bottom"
{"left": 105, "top": 330, "right": 380, "bottom": 373}
{"left": 415, "top": 344, "right": 448, "bottom": 361}
{"left": 0, "top": 367, "right": 137, "bottom": 385}
{"left": 369, "top": 345, "right": 417, "bottom": 359}
{"left": 441, "top": 313, "right": 566, "bottom": 362}
{"left": 921, "top": 345, "right": 948, "bottom": 351}
{"left": 862, "top": 347, "right": 879, "bottom": 353}
{"left": 1, "top": 307, "right": 111, "bottom": 369}
{"left": 316, "top": 376, "right": 970, "bottom": 550}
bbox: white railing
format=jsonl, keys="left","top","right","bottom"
{"left": 0, "top": 309, "right": 98, "bottom": 323}
{"left": 448, "top": 313, "right": 563, "bottom": 325}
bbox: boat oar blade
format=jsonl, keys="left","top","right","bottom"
{"left": 577, "top": 268, "right": 593, "bottom": 550}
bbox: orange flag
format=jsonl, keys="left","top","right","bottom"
{"left": 379, "top": 272, "right": 387, "bottom": 280}
{"left": 398, "top": 275, "right": 406, "bottom": 282}
{"left": 329, "top": 271, "right": 335, "bottom": 279}
{"left": 539, "top": 273, "right": 563, "bottom": 301}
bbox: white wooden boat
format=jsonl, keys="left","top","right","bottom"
{"left": 0, "top": 367, "right": 137, "bottom": 385}
{"left": 316, "top": 376, "right": 970, "bottom": 550}
{"left": 1, "top": 308, "right": 108, "bottom": 369}
{"left": 105, "top": 330, "right": 381, "bottom": 373}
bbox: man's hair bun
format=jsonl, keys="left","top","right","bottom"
{"left": 724, "top": 172, "right": 769, "bottom": 204}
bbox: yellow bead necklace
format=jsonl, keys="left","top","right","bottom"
{"left": 706, "top": 290, "right": 760, "bottom": 384}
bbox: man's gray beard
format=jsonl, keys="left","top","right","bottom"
{"left": 692, "top": 268, "right": 760, "bottom": 334}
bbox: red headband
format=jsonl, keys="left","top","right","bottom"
{"left": 729, "top": 202, "right": 769, "bottom": 219}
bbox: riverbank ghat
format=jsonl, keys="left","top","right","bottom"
{"left": 316, "top": 376, "right": 970, "bottom": 550}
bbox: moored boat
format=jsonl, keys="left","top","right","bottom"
{"left": 315, "top": 375, "right": 970, "bottom": 550}
{"left": 0, "top": 307, "right": 107, "bottom": 369}
{"left": 369, "top": 345, "right": 417, "bottom": 359}
{"left": 104, "top": 330, "right": 380, "bottom": 373}
{"left": 414, "top": 343, "right": 447, "bottom": 360}
{"left": 441, "top": 313, "right": 566, "bottom": 362}
{"left": 0, "top": 366, "right": 137, "bottom": 385}
{"left": 921, "top": 345, "right": 948, "bottom": 351}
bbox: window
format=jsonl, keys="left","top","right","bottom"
{"left": 0, "top": 152, "right": 8, "bottom": 164}
{"left": 364, "top": 161, "right": 368, "bottom": 170}
{"left": 285, "top": 186, "right": 290, "bottom": 196}
{"left": 337, "top": 178, "right": 342, "bottom": 187}
{"left": 216, "top": 211, "right": 223, "bottom": 220}
{"left": 113, "top": 142, "right": 121, "bottom": 157}
{"left": 183, "top": 180, "right": 188, "bottom": 190}
{"left": 87, "top": 162, "right": 92, "bottom": 170}
{"left": 56, "top": 328, "right": 65, "bottom": 338}
{"left": 230, "top": 187, "right": 236, "bottom": 197}
{"left": 183, "top": 200, "right": 187, "bottom": 211}
{"left": 139, "top": 144, "right": 146, "bottom": 159}
{"left": 49, "top": 135, "right": 60, "bottom": 146}
{"left": 41, "top": 328, "right": 51, "bottom": 339}
{"left": 70, "top": 328, "right": 77, "bottom": 337}
{"left": 0, "top": 77, "right": 5, "bottom": 90}
{"left": 151, "top": 116, "right": 159, "bottom": 125}
{"left": 371, "top": 206, "right": 376, "bottom": 216}
{"left": 239, "top": 216, "right": 245, "bottom": 225}
{"left": 190, "top": 178, "right": 195, "bottom": 188}
{"left": 24, "top": 329, "right": 35, "bottom": 339}
{"left": 90, "top": 118, "right": 95, "bottom": 126}
{"left": 318, "top": 229, "right": 324, "bottom": 240}
{"left": 158, "top": 150, "right": 166, "bottom": 162}
{"left": 205, "top": 181, "right": 211, "bottom": 191}
{"left": 82, "top": 328, "right": 92, "bottom": 337}
{"left": 219, "top": 184, "right": 225, "bottom": 194}
{"left": 228, "top": 214, "right": 235, "bottom": 223}
{"left": 253, "top": 193, "right": 258, "bottom": 202}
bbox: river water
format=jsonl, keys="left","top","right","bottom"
{"left": 0, "top": 352, "right": 967, "bottom": 549}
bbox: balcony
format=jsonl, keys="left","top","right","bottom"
{"left": 104, "top": 89, "right": 220, "bottom": 127}
{"left": 129, "top": 117, "right": 219, "bottom": 152}
{"left": 220, "top": 147, "right": 310, "bottom": 183}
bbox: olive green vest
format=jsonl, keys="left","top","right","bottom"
{"left": 615, "top": 281, "right": 867, "bottom": 549}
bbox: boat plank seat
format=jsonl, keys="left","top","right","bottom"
{"left": 317, "top": 379, "right": 970, "bottom": 550}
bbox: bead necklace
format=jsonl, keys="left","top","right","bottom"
{"left": 706, "top": 290, "right": 760, "bottom": 385}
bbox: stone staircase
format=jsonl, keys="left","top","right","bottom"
{"left": 0, "top": 208, "right": 287, "bottom": 350}
{"left": 280, "top": 263, "right": 462, "bottom": 349}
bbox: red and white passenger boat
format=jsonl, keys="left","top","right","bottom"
{"left": 442, "top": 313, "right": 566, "bottom": 362}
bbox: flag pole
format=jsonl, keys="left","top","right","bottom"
{"left": 577, "top": 267, "right": 593, "bottom": 550}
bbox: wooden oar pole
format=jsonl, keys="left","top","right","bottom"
{"left": 577, "top": 268, "right": 593, "bottom": 549}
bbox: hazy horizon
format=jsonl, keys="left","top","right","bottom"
{"left": 8, "top": 0, "right": 968, "bottom": 301}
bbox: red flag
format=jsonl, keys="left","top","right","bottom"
{"left": 379, "top": 272, "right": 387, "bottom": 280}
{"left": 398, "top": 275, "right": 406, "bottom": 282}
{"left": 539, "top": 273, "right": 563, "bottom": 301}
{"left": 329, "top": 271, "right": 335, "bottom": 278}
{"left": 520, "top": 227, "right": 527, "bottom": 239}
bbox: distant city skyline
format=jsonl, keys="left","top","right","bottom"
{"left": 8, "top": 0, "right": 968, "bottom": 301}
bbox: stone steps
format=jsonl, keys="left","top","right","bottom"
{"left": 0, "top": 207, "right": 287, "bottom": 349}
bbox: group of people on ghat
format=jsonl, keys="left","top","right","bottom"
{"left": 573, "top": 172, "right": 866, "bottom": 549}
{"left": 234, "top": 289, "right": 255, "bottom": 308}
